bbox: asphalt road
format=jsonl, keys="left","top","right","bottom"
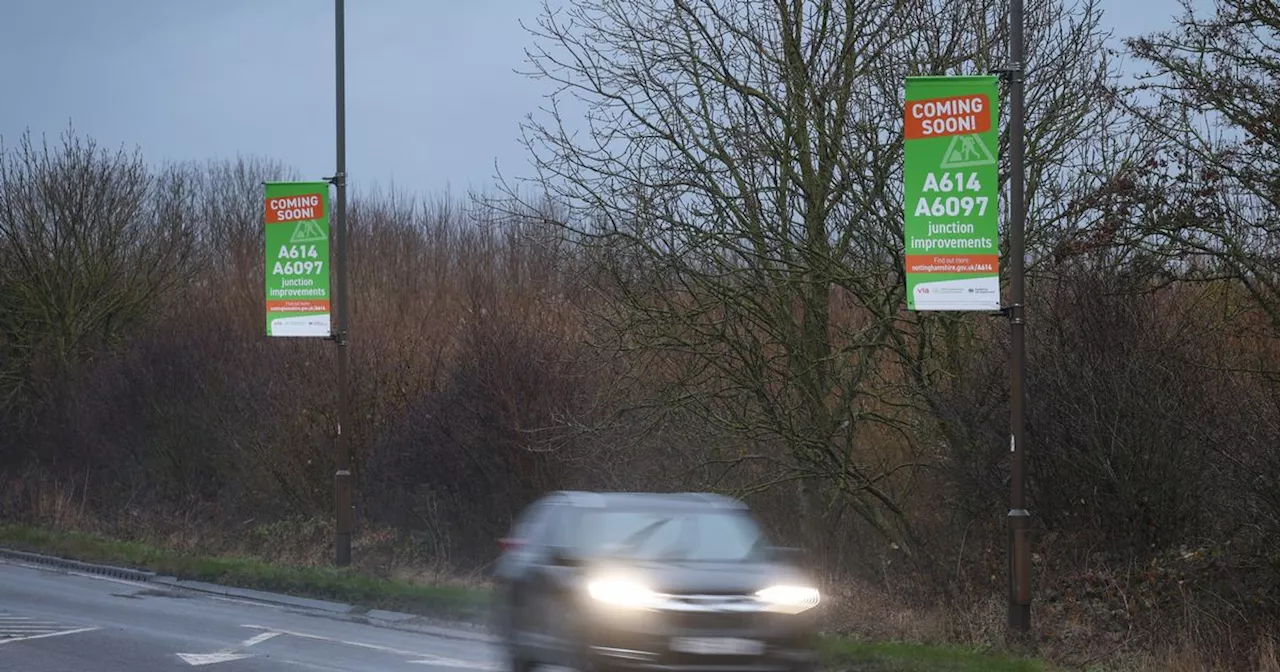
{"left": 0, "top": 558, "right": 505, "bottom": 671}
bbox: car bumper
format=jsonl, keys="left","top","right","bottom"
{"left": 588, "top": 647, "right": 817, "bottom": 672}
{"left": 581, "top": 604, "right": 819, "bottom": 672}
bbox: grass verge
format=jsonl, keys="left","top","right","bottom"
{"left": 820, "top": 637, "right": 1051, "bottom": 672}
{"left": 0, "top": 524, "right": 489, "bottom": 622}
{"left": 0, "top": 524, "right": 1052, "bottom": 671}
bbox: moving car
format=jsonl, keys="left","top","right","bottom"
{"left": 491, "top": 491, "right": 821, "bottom": 672}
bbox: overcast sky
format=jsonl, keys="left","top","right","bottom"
{"left": 1, "top": 0, "right": 1203, "bottom": 200}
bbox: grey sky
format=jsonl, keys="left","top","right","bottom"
{"left": 1, "top": 0, "right": 1199, "bottom": 200}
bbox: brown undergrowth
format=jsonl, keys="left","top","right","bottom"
{"left": 0, "top": 475, "right": 482, "bottom": 589}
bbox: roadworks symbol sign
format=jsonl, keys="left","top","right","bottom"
{"left": 940, "top": 134, "right": 997, "bottom": 168}
{"left": 290, "top": 220, "right": 327, "bottom": 243}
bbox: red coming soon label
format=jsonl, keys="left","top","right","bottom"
{"left": 266, "top": 194, "right": 325, "bottom": 223}
{"left": 905, "top": 94, "right": 991, "bottom": 139}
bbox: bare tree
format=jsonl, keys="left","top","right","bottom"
{"left": 0, "top": 127, "right": 198, "bottom": 423}
{"left": 1118, "top": 0, "right": 1280, "bottom": 333}
{"left": 497, "top": 0, "right": 1120, "bottom": 557}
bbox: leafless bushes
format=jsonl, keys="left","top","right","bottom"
{"left": 920, "top": 255, "right": 1280, "bottom": 666}
{"left": 0, "top": 147, "right": 611, "bottom": 567}
{"left": 0, "top": 127, "right": 199, "bottom": 433}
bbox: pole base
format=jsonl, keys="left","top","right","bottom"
{"left": 336, "top": 533, "right": 352, "bottom": 567}
{"left": 1008, "top": 603, "right": 1030, "bottom": 634}
{"left": 1008, "top": 508, "right": 1032, "bottom": 633}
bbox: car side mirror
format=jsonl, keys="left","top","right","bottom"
{"left": 769, "top": 546, "right": 805, "bottom": 564}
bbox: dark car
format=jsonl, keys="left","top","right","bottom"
{"left": 491, "top": 491, "right": 821, "bottom": 672}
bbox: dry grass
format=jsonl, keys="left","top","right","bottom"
{"left": 1118, "top": 636, "right": 1275, "bottom": 672}
{"left": 811, "top": 554, "right": 1280, "bottom": 672}
{"left": 1128, "top": 632, "right": 1280, "bottom": 672}
{"left": 819, "top": 578, "right": 951, "bottom": 644}
{"left": 1256, "top": 635, "right": 1280, "bottom": 672}
{"left": 816, "top": 573, "right": 1015, "bottom": 652}
{"left": 0, "top": 474, "right": 99, "bottom": 534}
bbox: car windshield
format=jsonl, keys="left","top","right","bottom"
{"left": 578, "top": 508, "right": 766, "bottom": 562}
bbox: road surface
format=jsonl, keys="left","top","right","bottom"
{"left": 0, "top": 557, "right": 505, "bottom": 671}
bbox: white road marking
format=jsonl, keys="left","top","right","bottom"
{"left": 241, "top": 631, "right": 283, "bottom": 647}
{"left": 177, "top": 652, "right": 254, "bottom": 666}
{"left": 279, "top": 659, "right": 370, "bottom": 672}
{"left": 0, "top": 610, "right": 99, "bottom": 645}
{"left": 0, "top": 626, "right": 101, "bottom": 644}
{"left": 407, "top": 655, "right": 501, "bottom": 665}
{"left": 176, "top": 629, "right": 283, "bottom": 665}
{"left": 240, "top": 624, "right": 502, "bottom": 670}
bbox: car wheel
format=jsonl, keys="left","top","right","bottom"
{"left": 565, "top": 643, "right": 598, "bottom": 672}
{"left": 496, "top": 586, "right": 534, "bottom": 672}
{"left": 560, "top": 603, "right": 605, "bottom": 672}
{"left": 789, "top": 660, "right": 818, "bottom": 672}
{"left": 507, "top": 649, "right": 535, "bottom": 672}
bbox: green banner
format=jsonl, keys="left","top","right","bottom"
{"left": 903, "top": 75, "right": 1001, "bottom": 311}
{"left": 264, "top": 181, "right": 332, "bottom": 337}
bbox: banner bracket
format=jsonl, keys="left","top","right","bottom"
{"left": 991, "top": 63, "right": 1024, "bottom": 82}
{"left": 990, "top": 304, "right": 1024, "bottom": 324}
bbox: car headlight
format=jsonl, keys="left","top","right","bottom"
{"left": 755, "top": 585, "right": 820, "bottom": 614}
{"left": 587, "top": 578, "right": 661, "bottom": 609}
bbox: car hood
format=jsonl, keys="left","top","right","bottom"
{"left": 592, "top": 559, "right": 806, "bottom": 595}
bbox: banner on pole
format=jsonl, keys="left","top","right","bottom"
{"left": 903, "top": 75, "right": 1001, "bottom": 311}
{"left": 264, "top": 181, "right": 332, "bottom": 337}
